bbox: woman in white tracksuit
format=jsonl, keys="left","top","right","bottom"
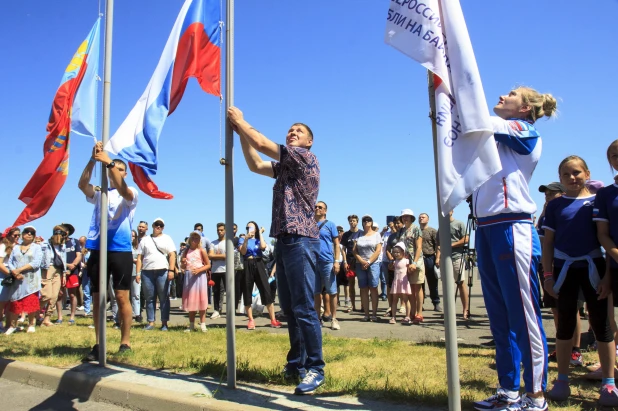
{"left": 472, "top": 87, "right": 557, "bottom": 411}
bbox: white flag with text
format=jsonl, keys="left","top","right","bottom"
{"left": 385, "top": 0, "right": 501, "bottom": 213}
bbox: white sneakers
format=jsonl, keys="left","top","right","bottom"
{"left": 210, "top": 311, "right": 221, "bottom": 319}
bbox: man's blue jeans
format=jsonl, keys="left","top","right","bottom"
{"left": 276, "top": 235, "right": 325, "bottom": 375}
{"left": 142, "top": 269, "right": 170, "bottom": 323}
{"left": 82, "top": 271, "right": 92, "bottom": 315}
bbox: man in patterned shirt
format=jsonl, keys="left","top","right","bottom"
{"left": 228, "top": 106, "right": 324, "bottom": 395}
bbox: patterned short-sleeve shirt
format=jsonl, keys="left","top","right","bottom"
{"left": 270, "top": 145, "right": 320, "bottom": 239}
{"left": 400, "top": 224, "right": 422, "bottom": 259}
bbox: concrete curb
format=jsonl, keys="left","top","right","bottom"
{"left": 0, "top": 358, "right": 264, "bottom": 411}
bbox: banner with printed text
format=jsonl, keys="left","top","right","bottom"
{"left": 384, "top": 0, "right": 501, "bottom": 213}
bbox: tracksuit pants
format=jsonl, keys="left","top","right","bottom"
{"left": 476, "top": 219, "right": 547, "bottom": 393}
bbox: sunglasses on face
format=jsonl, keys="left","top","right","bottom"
{"left": 53, "top": 230, "right": 67, "bottom": 236}
{"left": 139, "top": 221, "right": 147, "bottom": 225}
{"left": 362, "top": 220, "right": 372, "bottom": 224}
{"left": 11, "top": 234, "right": 20, "bottom": 238}
{"left": 23, "top": 230, "right": 35, "bottom": 236}
{"left": 315, "top": 205, "right": 324, "bottom": 210}
{"left": 153, "top": 223, "right": 164, "bottom": 228}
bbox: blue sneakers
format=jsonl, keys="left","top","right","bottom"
{"left": 294, "top": 370, "right": 324, "bottom": 395}
{"left": 474, "top": 388, "right": 520, "bottom": 410}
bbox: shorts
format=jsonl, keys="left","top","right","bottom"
{"left": 452, "top": 255, "right": 464, "bottom": 284}
{"left": 408, "top": 259, "right": 426, "bottom": 285}
{"left": 315, "top": 260, "right": 337, "bottom": 295}
{"left": 87, "top": 250, "right": 133, "bottom": 293}
{"left": 336, "top": 263, "right": 349, "bottom": 287}
{"left": 355, "top": 263, "right": 380, "bottom": 289}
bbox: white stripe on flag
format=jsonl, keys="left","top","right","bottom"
{"left": 384, "top": 0, "right": 501, "bottom": 213}
{"left": 105, "top": 0, "right": 193, "bottom": 155}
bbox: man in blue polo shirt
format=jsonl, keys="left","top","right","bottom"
{"left": 313, "top": 201, "right": 340, "bottom": 330}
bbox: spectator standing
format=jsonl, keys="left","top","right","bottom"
{"left": 384, "top": 217, "right": 404, "bottom": 317}
{"left": 0, "top": 228, "right": 20, "bottom": 331}
{"left": 181, "top": 231, "right": 211, "bottom": 332}
{"left": 400, "top": 209, "right": 425, "bottom": 324}
{"left": 335, "top": 226, "right": 348, "bottom": 308}
{"left": 5, "top": 226, "right": 43, "bottom": 334}
{"left": 79, "top": 144, "right": 137, "bottom": 360}
{"left": 239, "top": 221, "right": 282, "bottom": 329}
{"left": 313, "top": 201, "right": 341, "bottom": 330}
{"left": 79, "top": 236, "right": 92, "bottom": 317}
{"left": 378, "top": 224, "right": 391, "bottom": 301}
{"left": 228, "top": 106, "right": 324, "bottom": 395}
{"left": 136, "top": 218, "right": 176, "bottom": 331}
{"left": 419, "top": 213, "right": 441, "bottom": 312}
{"left": 208, "top": 223, "right": 227, "bottom": 319}
{"left": 445, "top": 211, "right": 469, "bottom": 319}
{"left": 353, "top": 215, "right": 382, "bottom": 322}
{"left": 130, "top": 230, "right": 142, "bottom": 322}
{"left": 389, "top": 242, "right": 412, "bottom": 324}
{"left": 341, "top": 215, "right": 362, "bottom": 312}
{"left": 60, "top": 223, "right": 82, "bottom": 325}
{"left": 39, "top": 225, "right": 69, "bottom": 326}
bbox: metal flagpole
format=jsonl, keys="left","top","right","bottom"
{"left": 428, "top": 71, "right": 461, "bottom": 410}
{"left": 224, "top": 0, "right": 237, "bottom": 388}
{"left": 98, "top": 0, "right": 114, "bottom": 367}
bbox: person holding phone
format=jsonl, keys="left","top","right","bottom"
{"left": 239, "top": 221, "right": 281, "bottom": 330}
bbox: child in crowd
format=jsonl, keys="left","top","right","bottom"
{"left": 389, "top": 243, "right": 412, "bottom": 324}
{"left": 180, "top": 232, "right": 211, "bottom": 332}
{"left": 543, "top": 155, "right": 618, "bottom": 406}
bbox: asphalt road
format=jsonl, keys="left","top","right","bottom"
{"left": 82, "top": 267, "right": 579, "bottom": 348}
{"left": 0, "top": 379, "right": 124, "bottom": 411}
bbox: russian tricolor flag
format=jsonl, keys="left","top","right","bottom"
{"left": 106, "top": 0, "right": 221, "bottom": 199}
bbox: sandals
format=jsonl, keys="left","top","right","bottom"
{"left": 383, "top": 308, "right": 392, "bottom": 317}
{"left": 343, "top": 307, "right": 352, "bottom": 313}
{"left": 68, "top": 319, "right": 75, "bottom": 326}
{"left": 361, "top": 316, "right": 370, "bottom": 322}
{"left": 370, "top": 315, "right": 378, "bottom": 322}
{"left": 402, "top": 317, "right": 411, "bottom": 325}
{"left": 55, "top": 319, "right": 63, "bottom": 325}
{"left": 413, "top": 315, "right": 423, "bottom": 324}
{"left": 389, "top": 317, "right": 396, "bottom": 324}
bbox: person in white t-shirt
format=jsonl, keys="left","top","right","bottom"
{"left": 208, "top": 223, "right": 226, "bottom": 319}
{"left": 352, "top": 215, "right": 383, "bottom": 322}
{"left": 136, "top": 218, "right": 177, "bottom": 331}
{"left": 79, "top": 142, "right": 138, "bottom": 361}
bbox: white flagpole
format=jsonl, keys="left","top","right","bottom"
{"left": 428, "top": 71, "right": 461, "bottom": 410}
{"left": 224, "top": 0, "right": 237, "bottom": 388}
{"left": 98, "top": 0, "right": 114, "bottom": 367}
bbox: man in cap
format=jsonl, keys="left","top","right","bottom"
{"left": 135, "top": 218, "right": 177, "bottom": 331}
{"left": 79, "top": 142, "right": 138, "bottom": 360}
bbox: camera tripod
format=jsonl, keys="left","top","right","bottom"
{"left": 454, "top": 207, "right": 477, "bottom": 317}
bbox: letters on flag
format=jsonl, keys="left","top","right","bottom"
{"left": 105, "top": 0, "right": 222, "bottom": 199}
{"left": 384, "top": 0, "right": 501, "bottom": 213}
{"left": 13, "top": 19, "right": 101, "bottom": 227}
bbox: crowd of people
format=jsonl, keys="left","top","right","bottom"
{"left": 5, "top": 87, "right": 618, "bottom": 407}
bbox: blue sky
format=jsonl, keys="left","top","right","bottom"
{"left": 1, "top": 0, "right": 617, "bottom": 246}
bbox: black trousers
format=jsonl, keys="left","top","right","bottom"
{"left": 423, "top": 254, "right": 440, "bottom": 305}
{"left": 555, "top": 258, "right": 612, "bottom": 342}
{"left": 212, "top": 272, "right": 225, "bottom": 312}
